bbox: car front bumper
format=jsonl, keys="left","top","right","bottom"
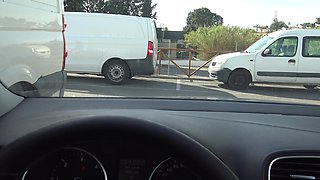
{"left": 208, "top": 67, "right": 232, "bottom": 83}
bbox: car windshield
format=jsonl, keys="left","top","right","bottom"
{"left": 245, "top": 36, "right": 274, "bottom": 53}
{"left": 1, "top": 0, "right": 320, "bottom": 106}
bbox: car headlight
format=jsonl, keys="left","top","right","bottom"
{"left": 216, "top": 60, "right": 225, "bottom": 66}
{"left": 211, "top": 61, "right": 217, "bottom": 66}
{"left": 210, "top": 59, "right": 227, "bottom": 67}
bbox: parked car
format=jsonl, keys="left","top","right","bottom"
{"left": 64, "top": 12, "right": 158, "bottom": 85}
{"left": 208, "top": 29, "right": 320, "bottom": 90}
{"left": 0, "top": 0, "right": 67, "bottom": 97}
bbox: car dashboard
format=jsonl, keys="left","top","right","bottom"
{"left": 0, "top": 98, "right": 320, "bottom": 180}
{"left": 22, "top": 139, "right": 202, "bottom": 180}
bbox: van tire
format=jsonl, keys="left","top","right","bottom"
{"left": 303, "top": 85, "right": 317, "bottom": 90}
{"left": 103, "top": 60, "right": 130, "bottom": 85}
{"left": 227, "top": 70, "right": 251, "bottom": 90}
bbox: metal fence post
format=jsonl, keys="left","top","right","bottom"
{"left": 188, "top": 50, "right": 192, "bottom": 81}
{"left": 158, "top": 50, "right": 162, "bottom": 76}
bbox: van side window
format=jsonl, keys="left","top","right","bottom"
{"left": 264, "top": 37, "right": 298, "bottom": 57}
{"left": 303, "top": 37, "right": 320, "bottom": 57}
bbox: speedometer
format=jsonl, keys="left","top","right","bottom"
{"left": 22, "top": 148, "right": 107, "bottom": 180}
{"left": 148, "top": 157, "right": 201, "bottom": 180}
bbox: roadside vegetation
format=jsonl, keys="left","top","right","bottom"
{"left": 185, "top": 26, "right": 260, "bottom": 60}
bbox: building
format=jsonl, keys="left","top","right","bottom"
{"left": 156, "top": 29, "right": 188, "bottom": 59}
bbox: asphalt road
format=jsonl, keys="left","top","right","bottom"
{"left": 65, "top": 74, "right": 320, "bottom": 105}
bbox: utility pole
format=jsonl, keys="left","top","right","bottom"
{"left": 273, "top": 11, "right": 278, "bottom": 21}
{"left": 160, "top": 23, "right": 165, "bottom": 43}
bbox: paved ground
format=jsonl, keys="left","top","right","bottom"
{"left": 156, "top": 64, "right": 208, "bottom": 77}
{"left": 65, "top": 73, "right": 320, "bottom": 105}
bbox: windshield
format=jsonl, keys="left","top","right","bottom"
{"left": 245, "top": 36, "right": 274, "bottom": 53}
{"left": 1, "top": 0, "right": 320, "bottom": 106}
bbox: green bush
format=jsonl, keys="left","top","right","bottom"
{"left": 185, "top": 26, "right": 260, "bottom": 60}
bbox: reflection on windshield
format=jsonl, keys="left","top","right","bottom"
{"left": 245, "top": 36, "right": 274, "bottom": 53}
{"left": 2, "top": 0, "right": 320, "bottom": 107}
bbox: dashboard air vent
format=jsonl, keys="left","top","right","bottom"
{"left": 269, "top": 157, "right": 320, "bottom": 180}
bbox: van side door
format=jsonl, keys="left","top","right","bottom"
{"left": 254, "top": 36, "right": 299, "bottom": 83}
{"left": 296, "top": 36, "right": 320, "bottom": 84}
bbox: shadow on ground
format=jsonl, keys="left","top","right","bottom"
{"left": 65, "top": 75, "right": 236, "bottom": 100}
{"left": 214, "top": 84, "right": 320, "bottom": 101}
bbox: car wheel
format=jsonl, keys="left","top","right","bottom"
{"left": 227, "top": 70, "right": 251, "bottom": 90}
{"left": 303, "top": 85, "right": 317, "bottom": 90}
{"left": 103, "top": 60, "right": 130, "bottom": 85}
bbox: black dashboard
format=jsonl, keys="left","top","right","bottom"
{"left": 22, "top": 139, "right": 202, "bottom": 180}
{"left": 1, "top": 98, "right": 320, "bottom": 180}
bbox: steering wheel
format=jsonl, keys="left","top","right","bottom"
{"left": 0, "top": 116, "right": 238, "bottom": 180}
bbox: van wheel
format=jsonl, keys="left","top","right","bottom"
{"left": 103, "top": 60, "right": 130, "bottom": 85}
{"left": 227, "top": 70, "right": 251, "bottom": 90}
{"left": 303, "top": 85, "right": 317, "bottom": 90}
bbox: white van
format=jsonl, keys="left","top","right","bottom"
{"left": 208, "top": 29, "right": 320, "bottom": 90}
{"left": 65, "top": 12, "right": 158, "bottom": 85}
{"left": 0, "top": 0, "right": 67, "bottom": 97}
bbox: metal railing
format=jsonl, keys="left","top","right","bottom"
{"left": 157, "top": 47, "right": 229, "bottom": 79}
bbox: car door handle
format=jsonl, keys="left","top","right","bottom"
{"left": 288, "top": 59, "right": 296, "bottom": 63}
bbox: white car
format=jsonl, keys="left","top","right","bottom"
{"left": 65, "top": 12, "right": 158, "bottom": 85}
{"left": 208, "top": 29, "right": 320, "bottom": 90}
{"left": 0, "top": 0, "right": 67, "bottom": 97}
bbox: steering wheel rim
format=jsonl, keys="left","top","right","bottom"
{"left": 0, "top": 116, "right": 238, "bottom": 180}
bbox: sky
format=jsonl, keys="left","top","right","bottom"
{"left": 152, "top": 0, "right": 320, "bottom": 31}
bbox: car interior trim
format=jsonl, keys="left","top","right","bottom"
{"left": 268, "top": 155, "right": 320, "bottom": 180}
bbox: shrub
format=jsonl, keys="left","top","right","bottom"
{"left": 185, "top": 26, "right": 260, "bottom": 60}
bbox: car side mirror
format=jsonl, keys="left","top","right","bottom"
{"left": 263, "top": 49, "right": 272, "bottom": 56}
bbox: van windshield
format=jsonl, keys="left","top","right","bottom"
{"left": 245, "top": 36, "right": 274, "bottom": 53}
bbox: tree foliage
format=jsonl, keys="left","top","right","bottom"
{"left": 300, "top": 22, "right": 316, "bottom": 29}
{"left": 270, "top": 18, "right": 288, "bottom": 32}
{"left": 141, "top": 0, "right": 157, "bottom": 18}
{"left": 64, "top": 0, "right": 85, "bottom": 12}
{"left": 183, "top": 8, "right": 223, "bottom": 33}
{"left": 63, "top": 0, "right": 157, "bottom": 18}
{"left": 253, "top": 24, "right": 269, "bottom": 33}
{"left": 185, "top": 26, "right": 259, "bottom": 60}
{"left": 83, "top": 0, "right": 107, "bottom": 13}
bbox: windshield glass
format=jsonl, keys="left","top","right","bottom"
{"left": 245, "top": 36, "right": 274, "bottom": 53}
{"left": 1, "top": 0, "right": 320, "bottom": 106}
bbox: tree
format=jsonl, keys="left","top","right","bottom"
{"left": 64, "top": 0, "right": 85, "bottom": 12}
{"left": 301, "top": 22, "right": 316, "bottom": 29}
{"left": 141, "top": 0, "right": 157, "bottom": 18}
{"left": 270, "top": 18, "right": 288, "bottom": 32}
{"left": 83, "top": 0, "right": 107, "bottom": 13}
{"left": 253, "top": 24, "right": 269, "bottom": 32}
{"left": 64, "top": 0, "right": 157, "bottom": 18}
{"left": 183, "top": 8, "right": 223, "bottom": 33}
{"left": 105, "top": 0, "right": 142, "bottom": 16}
{"left": 316, "top": 17, "right": 320, "bottom": 25}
